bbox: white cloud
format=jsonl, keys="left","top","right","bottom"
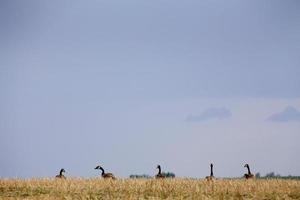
{"left": 186, "top": 107, "right": 231, "bottom": 122}
{"left": 267, "top": 106, "right": 300, "bottom": 122}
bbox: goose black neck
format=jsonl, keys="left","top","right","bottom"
{"left": 100, "top": 167, "right": 105, "bottom": 175}
{"left": 158, "top": 166, "right": 161, "bottom": 174}
{"left": 247, "top": 165, "right": 251, "bottom": 174}
{"left": 210, "top": 165, "right": 213, "bottom": 176}
{"left": 60, "top": 169, "right": 64, "bottom": 176}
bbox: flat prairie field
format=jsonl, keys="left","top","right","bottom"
{"left": 0, "top": 178, "right": 300, "bottom": 200}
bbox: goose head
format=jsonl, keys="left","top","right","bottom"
{"left": 95, "top": 165, "right": 101, "bottom": 170}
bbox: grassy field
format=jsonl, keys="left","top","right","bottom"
{"left": 1, "top": 178, "right": 300, "bottom": 199}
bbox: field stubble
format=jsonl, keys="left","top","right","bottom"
{"left": 0, "top": 178, "right": 300, "bottom": 200}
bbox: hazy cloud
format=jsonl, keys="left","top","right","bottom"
{"left": 267, "top": 106, "right": 300, "bottom": 122}
{"left": 186, "top": 107, "right": 231, "bottom": 122}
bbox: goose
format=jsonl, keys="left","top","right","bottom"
{"left": 95, "top": 165, "right": 116, "bottom": 179}
{"left": 205, "top": 163, "right": 215, "bottom": 181}
{"left": 244, "top": 164, "right": 255, "bottom": 179}
{"left": 55, "top": 168, "right": 66, "bottom": 179}
{"left": 155, "top": 165, "right": 166, "bottom": 179}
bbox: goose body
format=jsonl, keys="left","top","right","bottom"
{"left": 244, "top": 173, "right": 254, "bottom": 179}
{"left": 155, "top": 165, "right": 166, "bottom": 179}
{"left": 95, "top": 165, "right": 116, "bottom": 179}
{"left": 244, "top": 164, "right": 255, "bottom": 179}
{"left": 205, "top": 163, "right": 215, "bottom": 181}
{"left": 55, "top": 168, "right": 66, "bottom": 179}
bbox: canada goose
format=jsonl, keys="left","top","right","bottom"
{"left": 244, "top": 164, "right": 255, "bottom": 179}
{"left": 95, "top": 165, "right": 116, "bottom": 179}
{"left": 55, "top": 168, "right": 66, "bottom": 179}
{"left": 205, "top": 163, "right": 215, "bottom": 181}
{"left": 155, "top": 165, "right": 166, "bottom": 179}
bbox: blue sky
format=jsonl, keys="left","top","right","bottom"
{"left": 0, "top": 0, "right": 300, "bottom": 178}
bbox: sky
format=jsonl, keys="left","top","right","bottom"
{"left": 0, "top": 0, "right": 300, "bottom": 178}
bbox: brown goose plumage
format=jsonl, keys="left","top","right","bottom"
{"left": 95, "top": 165, "right": 116, "bottom": 179}
{"left": 244, "top": 164, "right": 255, "bottom": 179}
{"left": 55, "top": 168, "right": 66, "bottom": 179}
{"left": 205, "top": 163, "right": 215, "bottom": 181}
{"left": 155, "top": 165, "right": 166, "bottom": 179}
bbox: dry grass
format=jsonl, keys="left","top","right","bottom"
{"left": 1, "top": 178, "right": 300, "bottom": 199}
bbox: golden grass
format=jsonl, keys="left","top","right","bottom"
{"left": 1, "top": 178, "right": 300, "bottom": 200}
